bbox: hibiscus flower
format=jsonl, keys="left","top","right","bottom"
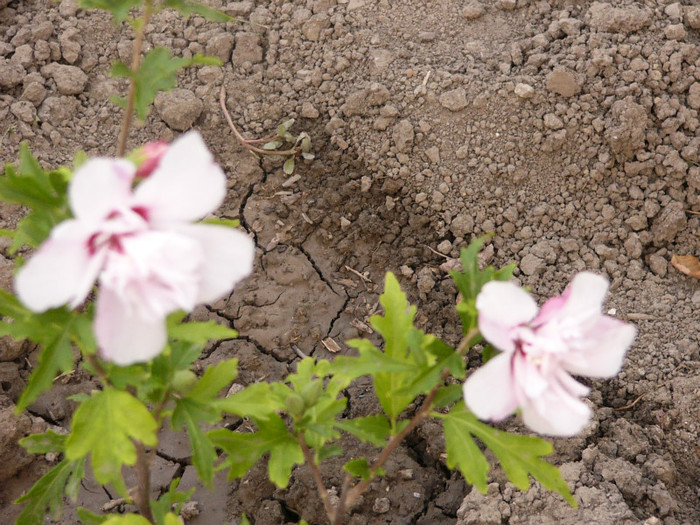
{"left": 15, "top": 132, "right": 254, "bottom": 365}
{"left": 463, "top": 272, "right": 636, "bottom": 436}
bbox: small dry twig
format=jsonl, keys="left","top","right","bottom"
{"left": 220, "top": 86, "right": 299, "bottom": 157}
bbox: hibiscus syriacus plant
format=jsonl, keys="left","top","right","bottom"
{"left": 15, "top": 132, "right": 254, "bottom": 365}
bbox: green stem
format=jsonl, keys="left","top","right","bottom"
{"left": 116, "top": 0, "right": 154, "bottom": 157}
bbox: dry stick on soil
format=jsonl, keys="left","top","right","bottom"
{"left": 116, "top": 0, "right": 154, "bottom": 157}
{"left": 219, "top": 86, "right": 299, "bottom": 157}
{"left": 322, "top": 329, "right": 479, "bottom": 525}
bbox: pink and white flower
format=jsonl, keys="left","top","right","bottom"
{"left": 463, "top": 272, "right": 636, "bottom": 436}
{"left": 15, "top": 132, "right": 254, "bottom": 366}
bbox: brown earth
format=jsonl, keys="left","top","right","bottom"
{"left": 0, "top": 0, "right": 699, "bottom": 524}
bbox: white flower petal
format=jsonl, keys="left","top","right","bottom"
{"left": 134, "top": 132, "right": 226, "bottom": 224}
{"left": 561, "top": 316, "right": 636, "bottom": 378}
{"left": 179, "top": 224, "right": 255, "bottom": 303}
{"left": 521, "top": 381, "right": 592, "bottom": 437}
{"left": 15, "top": 221, "right": 101, "bottom": 312}
{"left": 477, "top": 281, "right": 538, "bottom": 352}
{"left": 463, "top": 353, "right": 519, "bottom": 421}
{"left": 95, "top": 287, "right": 167, "bottom": 366}
{"left": 70, "top": 159, "right": 136, "bottom": 221}
{"left": 557, "top": 272, "right": 609, "bottom": 323}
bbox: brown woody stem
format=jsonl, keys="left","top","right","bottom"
{"left": 330, "top": 328, "right": 479, "bottom": 525}
{"left": 116, "top": 0, "right": 153, "bottom": 157}
{"left": 133, "top": 441, "right": 154, "bottom": 523}
{"left": 298, "top": 434, "right": 335, "bottom": 520}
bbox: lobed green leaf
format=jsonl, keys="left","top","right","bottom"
{"left": 440, "top": 404, "right": 575, "bottom": 506}
{"left": 79, "top": 0, "right": 142, "bottom": 23}
{"left": 77, "top": 507, "right": 109, "bottom": 524}
{"left": 163, "top": 0, "right": 233, "bottom": 22}
{"left": 209, "top": 413, "right": 303, "bottom": 488}
{"left": 112, "top": 48, "right": 222, "bottom": 120}
{"left": 171, "top": 398, "right": 218, "bottom": 486}
{"left": 216, "top": 381, "right": 287, "bottom": 420}
{"left": 14, "top": 459, "right": 76, "bottom": 524}
{"left": 19, "top": 430, "right": 67, "bottom": 454}
{"left": 343, "top": 458, "right": 371, "bottom": 480}
{"left": 335, "top": 415, "right": 391, "bottom": 447}
{"left": 65, "top": 388, "right": 158, "bottom": 491}
{"left": 167, "top": 319, "right": 238, "bottom": 344}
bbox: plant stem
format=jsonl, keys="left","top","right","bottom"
{"left": 133, "top": 440, "right": 155, "bottom": 523}
{"left": 85, "top": 353, "right": 109, "bottom": 385}
{"left": 330, "top": 328, "right": 480, "bottom": 525}
{"left": 116, "top": 0, "right": 153, "bottom": 157}
{"left": 219, "top": 86, "right": 299, "bottom": 157}
{"left": 298, "top": 433, "right": 335, "bottom": 520}
{"left": 331, "top": 381, "right": 442, "bottom": 524}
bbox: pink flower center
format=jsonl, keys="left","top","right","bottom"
{"left": 85, "top": 207, "right": 149, "bottom": 256}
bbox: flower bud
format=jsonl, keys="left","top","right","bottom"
{"left": 300, "top": 379, "right": 323, "bottom": 407}
{"left": 133, "top": 140, "right": 169, "bottom": 178}
{"left": 285, "top": 393, "right": 305, "bottom": 417}
{"left": 171, "top": 370, "right": 198, "bottom": 394}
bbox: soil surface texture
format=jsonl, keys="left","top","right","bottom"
{"left": 0, "top": 0, "right": 699, "bottom": 524}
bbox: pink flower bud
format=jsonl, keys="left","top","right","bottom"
{"left": 134, "top": 141, "right": 169, "bottom": 178}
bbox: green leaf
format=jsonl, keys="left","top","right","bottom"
{"left": 442, "top": 406, "right": 490, "bottom": 492}
{"left": 216, "top": 381, "right": 287, "bottom": 419}
{"left": 317, "top": 443, "right": 343, "bottom": 462}
{"left": 171, "top": 397, "right": 218, "bottom": 486}
{"left": 77, "top": 507, "right": 109, "bottom": 524}
{"left": 65, "top": 388, "right": 158, "bottom": 490}
{"left": 111, "top": 48, "right": 222, "bottom": 120}
{"left": 102, "top": 515, "right": 153, "bottom": 525}
{"left": 335, "top": 415, "right": 390, "bottom": 447}
{"left": 432, "top": 384, "right": 463, "bottom": 408}
{"left": 164, "top": 514, "right": 184, "bottom": 525}
{"left": 240, "top": 515, "right": 251, "bottom": 525}
{"left": 481, "top": 344, "right": 499, "bottom": 364}
{"left": 20, "top": 430, "right": 67, "bottom": 454}
{"left": 209, "top": 414, "right": 303, "bottom": 488}
{"left": 163, "top": 0, "right": 233, "bottom": 21}
{"left": 151, "top": 478, "right": 195, "bottom": 524}
{"left": 168, "top": 359, "right": 238, "bottom": 486}
{"left": 450, "top": 236, "right": 515, "bottom": 334}
{"left": 0, "top": 146, "right": 70, "bottom": 252}
{"left": 65, "top": 457, "right": 87, "bottom": 503}
{"left": 268, "top": 438, "right": 304, "bottom": 488}
{"left": 79, "top": 0, "right": 142, "bottom": 23}
{"left": 440, "top": 404, "right": 575, "bottom": 506}
{"left": 72, "top": 313, "right": 98, "bottom": 356}
{"left": 14, "top": 459, "right": 74, "bottom": 524}
{"left": 201, "top": 217, "right": 240, "bottom": 228}
{"left": 168, "top": 319, "right": 238, "bottom": 344}
{"left": 187, "top": 358, "right": 238, "bottom": 400}
{"left": 398, "top": 335, "right": 464, "bottom": 401}
{"left": 371, "top": 273, "right": 420, "bottom": 425}
{"left": 263, "top": 140, "right": 282, "bottom": 150}
{"left": 283, "top": 157, "right": 295, "bottom": 175}
{"left": 343, "top": 458, "right": 371, "bottom": 481}
{"left": 329, "top": 339, "right": 415, "bottom": 382}
{"left": 302, "top": 152, "right": 315, "bottom": 160}
{"left": 15, "top": 315, "right": 76, "bottom": 412}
